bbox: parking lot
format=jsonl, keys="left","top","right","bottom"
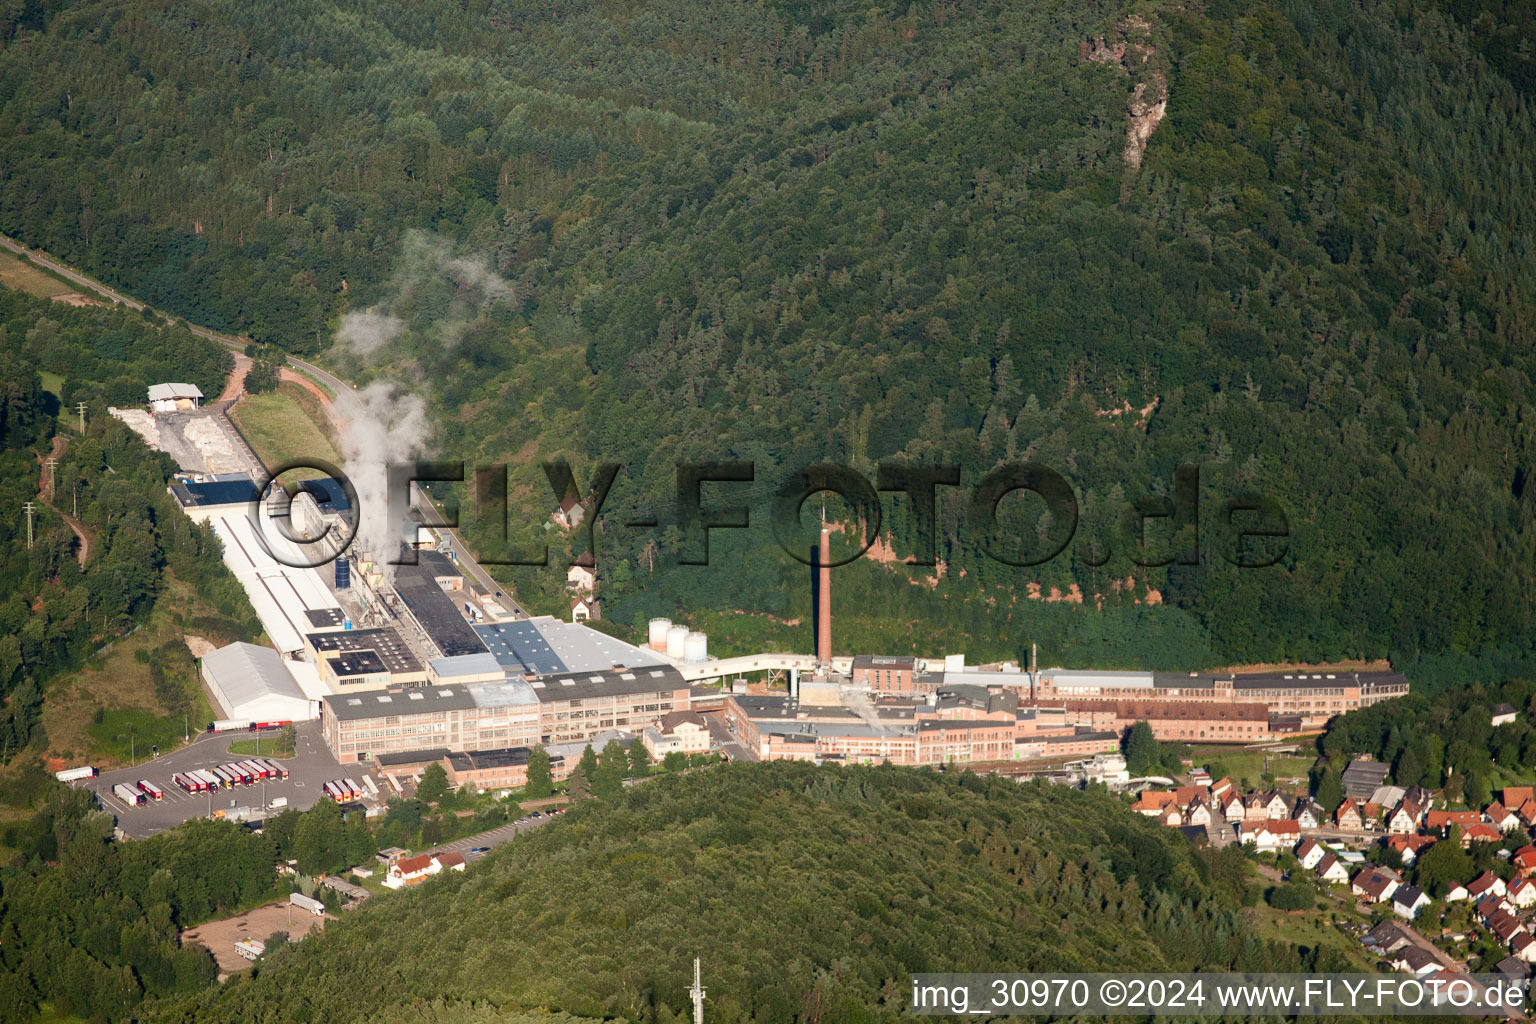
{"left": 423, "top": 810, "right": 557, "bottom": 863}
{"left": 82, "top": 721, "right": 355, "bottom": 838}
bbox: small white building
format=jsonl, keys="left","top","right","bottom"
{"left": 571, "top": 595, "right": 600, "bottom": 623}
{"left": 566, "top": 553, "right": 596, "bottom": 591}
{"left": 147, "top": 382, "right": 204, "bottom": 413}
{"left": 642, "top": 711, "right": 713, "bottom": 759}
{"left": 1295, "top": 838, "right": 1325, "bottom": 870}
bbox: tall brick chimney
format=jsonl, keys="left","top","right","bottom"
{"left": 815, "top": 526, "right": 832, "bottom": 665}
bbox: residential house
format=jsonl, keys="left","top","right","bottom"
{"left": 1160, "top": 805, "right": 1184, "bottom": 828}
{"left": 1352, "top": 867, "right": 1401, "bottom": 903}
{"left": 1512, "top": 845, "right": 1536, "bottom": 877}
{"left": 1403, "top": 785, "right": 1434, "bottom": 809}
{"left": 1392, "top": 885, "right": 1431, "bottom": 919}
{"left": 642, "top": 710, "right": 714, "bottom": 759}
{"left": 383, "top": 852, "right": 465, "bottom": 889}
{"left": 1425, "top": 810, "right": 1482, "bottom": 835}
{"left": 1519, "top": 799, "right": 1536, "bottom": 827}
{"left": 1220, "top": 791, "right": 1246, "bottom": 822}
{"left": 1316, "top": 851, "right": 1350, "bottom": 884}
{"left": 1295, "top": 838, "right": 1326, "bottom": 870}
{"left": 1443, "top": 881, "right": 1469, "bottom": 902}
{"left": 1361, "top": 920, "right": 1414, "bottom": 956}
{"left": 1462, "top": 823, "right": 1502, "bottom": 847}
{"left": 571, "top": 595, "right": 601, "bottom": 622}
{"left": 1495, "top": 955, "right": 1533, "bottom": 984}
{"left": 1510, "top": 876, "right": 1536, "bottom": 909}
{"left": 1513, "top": 934, "right": 1536, "bottom": 965}
{"left": 1293, "top": 798, "right": 1322, "bottom": 829}
{"left": 1245, "top": 792, "right": 1274, "bottom": 821}
{"left": 1260, "top": 791, "right": 1290, "bottom": 820}
{"left": 1335, "top": 800, "right": 1364, "bottom": 831}
{"left": 1504, "top": 786, "right": 1535, "bottom": 809}
{"left": 1493, "top": 703, "right": 1519, "bottom": 727}
{"left": 552, "top": 497, "right": 585, "bottom": 529}
{"left": 1387, "top": 799, "right": 1422, "bottom": 834}
{"left": 1468, "top": 870, "right": 1508, "bottom": 902}
{"left": 566, "top": 552, "right": 596, "bottom": 591}
{"left": 1391, "top": 947, "right": 1441, "bottom": 976}
{"left": 1186, "top": 798, "right": 1213, "bottom": 827}
{"left": 1210, "top": 777, "right": 1235, "bottom": 800}
{"left": 1490, "top": 911, "right": 1526, "bottom": 946}
{"left": 1486, "top": 801, "right": 1520, "bottom": 831}
{"left": 1387, "top": 833, "right": 1436, "bottom": 864}
{"left": 1132, "top": 791, "right": 1178, "bottom": 817}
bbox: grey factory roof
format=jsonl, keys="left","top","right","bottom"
{"left": 306, "top": 628, "right": 422, "bottom": 674}
{"left": 392, "top": 550, "right": 488, "bottom": 658}
{"left": 465, "top": 677, "right": 541, "bottom": 707}
{"left": 850, "top": 655, "right": 917, "bottom": 671}
{"left": 474, "top": 617, "right": 669, "bottom": 677}
{"left": 170, "top": 476, "right": 259, "bottom": 508}
{"left": 304, "top": 608, "right": 346, "bottom": 629}
{"left": 444, "top": 747, "right": 564, "bottom": 772}
{"left": 296, "top": 476, "right": 352, "bottom": 514}
{"left": 1232, "top": 670, "right": 1409, "bottom": 690}
{"left": 324, "top": 686, "right": 479, "bottom": 721}
{"left": 375, "top": 748, "right": 450, "bottom": 767}
{"left": 527, "top": 665, "right": 686, "bottom": 703}
{"left": 429, "top": 652, "right": 506, "bottom": 679}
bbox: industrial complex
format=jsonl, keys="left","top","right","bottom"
{"left": 114, "top": 384, "right": 1411, "bottom": 805}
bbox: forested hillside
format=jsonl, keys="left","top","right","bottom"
{"left": 3, "top": 0, "right": 1535, "bottom": 679}
{"left": 0, "top": 288, "right": 254, "bottom": 761}
{"left": 143, "top": 763, "right": 1335, "bottom": 1024}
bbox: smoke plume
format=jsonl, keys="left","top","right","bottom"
{"left": 341, "top": 381, "right": 431, "bottom": 570}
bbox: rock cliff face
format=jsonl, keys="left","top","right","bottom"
{"left": 1082, "top": 15, "right": 1168, "bottom": 170}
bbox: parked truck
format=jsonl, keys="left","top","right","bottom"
{"left": 289, "top": 892, "right": 325, "bottom": 916}
{"left": 137, "top": 780, "right": 164, "bottom": 801}
{"left": 208, "top": 720, "right": 250, "bottom": 733}
{"left": 113, "top": 783, "right": 145, "bottom": 806}
{"left": 54, "top": 766, "right": 96, "bottom": 783}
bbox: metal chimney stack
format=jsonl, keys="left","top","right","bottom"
{"left": 815, "top": 526, "right": 832, "bottom": 665}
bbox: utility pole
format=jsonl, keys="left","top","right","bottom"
{"left": 45, "top": 456, "right": 57, "bottom": 498}
{"left": 22, "top": 502, "right": 36, "bottom": 549}
{"left": 75, "top": 402, "right": 86, "bottom": 433}
{"left": 688, "top": 958, "right": 706, "bottom": 1024}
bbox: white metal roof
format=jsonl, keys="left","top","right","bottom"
{"left": 147, "top": 382, "right": 204, "bottom": 401}
{"left": 209, "top": 512, "right": 343, "bottom": 653}
{"left": 201, "top": 642, "right": 314, "bottom": 720}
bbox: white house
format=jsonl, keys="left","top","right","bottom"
{"left": 1493, "top": 703, "right": 1519, "bottom": 727}
{"left": 642, "top": 711, "right": 713, "bottom": 759}
{"left": 571, "top": 595, "right": 600, "bottom": 622}
{"left": 1509, "top": 877, "right": 1536, "bottom": 909}
{"left": 382, "top": 851, "right": 467, "bottom": 889}
{"left": 1295, "top": 838, "right": 1325, "bottom": 870}
{"left": 566, "top": 552, "right": 596, "bottom": 591}
{"left": 553, "top": 497, "right": 586, "bottom": 529}
{"left": 1443, "top": 882, "right": 1470, "bottom": 902}
{"left": 1392, "top": 885, "right": 1432, "bottom": 920}
{"left": 1316, "top": 852, "right": 1350, "bottom": 885}
{"left": 1186, "top": 798, "right": 1212, "bottom": 827}
{"left": 1221, "top": 792, "right": 1246, "bottom": 822}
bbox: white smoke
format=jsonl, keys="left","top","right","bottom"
{"left": 336, "top": 310, "right": 405, "bottom": 358}
{"left": 342, "top": 381, "right": 431, "bottom": 571}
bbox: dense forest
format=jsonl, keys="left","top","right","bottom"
{"left": 143, "top": 763, "right": 1343, "bottom": 1024}
{"left": 1317, "top": 675, "right": 1536, "bottom": 809}
{"left": 0, "top": 288, "right": 253, "bottom": 760}
{"left": 3, "top": 0, "right": 1535, "bottom": 679}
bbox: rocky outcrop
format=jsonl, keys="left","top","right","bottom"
{"left": 1081, "top": 15, "right": 1168, "bottom": 171}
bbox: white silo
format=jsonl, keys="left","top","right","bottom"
{"left": 648, "top": 618, "right": 672, "bottom": 651}
{"left": 684, "top": 631, "right": 708, "bottom": 663}
{"left": 666, "top": 625, "right": 690, "bottom": 659}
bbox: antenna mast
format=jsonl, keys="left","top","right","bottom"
{"left": 688, "top": 958, "right": 706, "bottom": 1024}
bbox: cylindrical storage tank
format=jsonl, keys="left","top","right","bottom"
{"left": 665, "top": 625, "right": 690, "bottom": 659}
{"left": 648, "top": 618, "right": 672, "bottom": 651}
{"left": 684, "top": 631, "right": 707, "bottom": 663}
{"left": 335, "top": 558, "right": 351, "bottom": 590}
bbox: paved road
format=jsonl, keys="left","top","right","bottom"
{"left": 422, "top": 812, "right": 555, "bottom": 863}
{"left": 83, "top": 722, "right": 355, "bottom": 838}
{"left": 704, "top": 715, "right": 757, "bottom": 762}
{"left": 0, "top": 232, "right": 144, "bottom": 309}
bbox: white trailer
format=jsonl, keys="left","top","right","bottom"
{"left": 342, "top": 778, "right": 361, "bottom": 799}
{"left": 269, "top": 796, "right": 288, "bottom": 809}
{"left": 209, "top": 719, "right": 250, "bottom": 733}
{"left": 112, "top": 783, "right": 145, "bottom": 806}
{"left": 55, "top": 766, "right": 96, "bottom": 783}
{"left": 289, "top": 892, "right": 325, "bottom": 916}
{"left": 194, "top": 769, "right": 222, "bottom": 789}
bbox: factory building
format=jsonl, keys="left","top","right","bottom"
{"left": 200, "top": 642, "right": 317, "bottom": 723}
{"left": 306, "top": 628, "right": 427, "bottom": 689}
